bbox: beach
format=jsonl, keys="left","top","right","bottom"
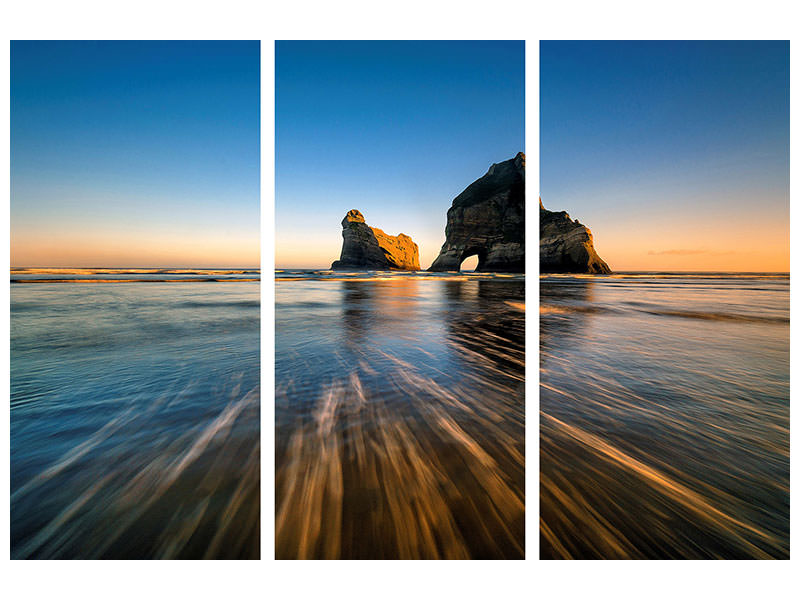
{"left": 540, "top": 273, "right": 789, "bottom": 559}
{"left": 10, "top": 270, "right": 260, "bottom": 559}
{"left": 275, "top": 270, "right": 525, "bottom": 559}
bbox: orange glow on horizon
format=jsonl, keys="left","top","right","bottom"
{"left": 11, "top": 230, "right": 259, "bottom": 269}
{"left": 548, "top": 192, "right": 790, "bottom": 273}
{"left": 275, "top": 230, "right": 447, "bottom": 271}
{"left": 590, "top": 219, "right": 789, "bottom": 273}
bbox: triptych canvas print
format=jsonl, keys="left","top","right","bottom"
{"left": 8, "top": 39, "right": 789, "bottom": 561}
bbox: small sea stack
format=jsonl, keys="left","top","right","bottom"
{"left": 331, "top": 209, "right": 420, "bottom": 270}
{"left": 539, "top": 199, "right": 611, "bottom": 274}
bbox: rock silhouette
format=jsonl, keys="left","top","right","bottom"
{"left": 539, "top": 199, "right": 611, "bottom": 273}
{"left": 429, "top": 153, "right": 525, "bottom": 273}
{"left": 331, "top": 209, "right": 420, "bottom": 270}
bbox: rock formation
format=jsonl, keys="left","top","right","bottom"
{"left": 331, "top": 209, "right": 420, "bottom": 270}
{"left": 428, "top": 152, "right": 525, "bottom": 272}
{"left": 539, "top": 199, "right": 611, "bottom": 273}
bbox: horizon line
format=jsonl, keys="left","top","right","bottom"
{"left": 10, "top": 266, "right": 262, "bottom": 270}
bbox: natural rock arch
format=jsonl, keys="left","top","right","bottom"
{"left": 458, "top": 247, "right": 487, "bottom": 271}
{"left": 429, "top": 153, "right": 525, "bottom": 273}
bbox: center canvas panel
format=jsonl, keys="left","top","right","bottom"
{"left": 274, "top": 40, "right": 526, "bottom": 560}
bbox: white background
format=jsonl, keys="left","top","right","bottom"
{"left": 1, "top": 1, "right": 797, "bottom": 599}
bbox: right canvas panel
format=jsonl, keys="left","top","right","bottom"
{"left": 539, "top": 40, "right": 789, "bottom": 559}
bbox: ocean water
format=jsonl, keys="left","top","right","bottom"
{"left": 540, "top": 273, "right": 789, "bottom": 559}
{"left": 275, "top": 270, "right": 525, "bottom": 559}
{"left": 10, "top": 270, "right": 260, "bottom": 559}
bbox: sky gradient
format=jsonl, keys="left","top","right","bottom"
{"left": 276, "top": 41, "right": 525, "bottom": 269}
{"left": 11, "top": 41, "right": 260, "bottom": 268}
{"left": 541, "top": 41, "right": 789, "bottom": 272}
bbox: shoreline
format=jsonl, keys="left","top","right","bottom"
{"left": 11, "top": 278, "right": 260, "bottom": 283}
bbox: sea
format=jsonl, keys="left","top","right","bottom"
{"left": 10, "top": 268, "right": 260, "bottom": 559}
{"left": 275, "top": 269, "right": 525, "bottom": 559}
{"left": 540, "top": 272, "right": 789, "bottom": 559}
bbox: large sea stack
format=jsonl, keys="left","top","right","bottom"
{"left": 331, "top": 209, "right": 420, "bottom": 270}
{"left": 539, "top": 199, "right": 611, "bottom": 273}
{"left": 428, "top": 153, "right": 525, "bottom": 272}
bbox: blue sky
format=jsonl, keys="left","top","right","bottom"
{"left": 11, "top": 40, "right": 260, "bottom": 267}
{"left": 541, "top": 40, "right": 789, "bottom": 271}
{"left": 276, "top": 40, "right": 525, "bottom": 269}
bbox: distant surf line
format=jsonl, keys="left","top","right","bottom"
{"left": 11, "top": 268, "right": 260, "bottom": 275}
{"left": 540, "top": 272, "right": 788, "bottom": 280}
{"left": 11, "top": 278, "right": 260, "bottom": 284}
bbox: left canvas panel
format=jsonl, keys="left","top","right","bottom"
{"left": 9, "top": 40, "right": 261, "bottom": 559}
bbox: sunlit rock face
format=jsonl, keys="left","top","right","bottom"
{"left": 331, "top": 209, "right": 420, "bottom": 270}
{"left": 429, "top": 153, "right": 525, "bottom": 273}
{"left": 539, "top": 199, "right": 611, "bottom": 274}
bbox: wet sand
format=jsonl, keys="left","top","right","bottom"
{"left": 276, "top": 272, "right": 525, "bottom": 559}
{"left": 540, "top": 273, "right": 789, "bottom": 559}
{"left": 11, "top": 279, "right": 260, "bottom": 559}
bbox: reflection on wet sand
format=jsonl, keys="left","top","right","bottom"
{"left": 276, "top": 274, "right": 525, "bottom": 559}
{"left": 540, "top": 278, "right": 595, "bottom": 353}
{"left": 540, "top": 274, "right": 789, "bottom": 559}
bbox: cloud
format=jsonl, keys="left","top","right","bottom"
{"left": 647, "top": 249, "right": 735, "bottom": 256}
{"left": 648, "top": 249, "right": 706, "bottom": 256}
